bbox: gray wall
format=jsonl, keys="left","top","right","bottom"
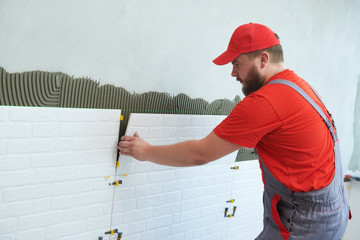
{"left": 0, "top": 0, "right": 359, "bottom": 169}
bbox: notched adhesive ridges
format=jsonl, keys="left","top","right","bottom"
{"left": 0, "top": 67, "right": 61, "bottom": 107}
{"left": 0, "top": 66, "right": 241, "bottom": 136}
{"left": 0, "top": 66, "right": 257, "bottom": 161}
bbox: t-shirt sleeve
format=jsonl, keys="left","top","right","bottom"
{"left": 213, "top": 93, "right": 283, "bottom": 148}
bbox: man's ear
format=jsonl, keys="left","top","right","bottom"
{"left": 259, "top": 52, "right": 270, "bottom": 68}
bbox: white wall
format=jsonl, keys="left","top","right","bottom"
{"left": 0, "top": 107, "right": 264, "bottom": 240}
{"left": 0, "top": 106, "right": 122, "bottom": 240}
{"left": 1, "top": 0, "right": 359, "bottom": 170}
{"left": 120, "top": 113, "right": 264, "bottom": 239}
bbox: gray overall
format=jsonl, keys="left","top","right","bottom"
{"left": 256, "top": 79, "right": 350, "bottom": 240}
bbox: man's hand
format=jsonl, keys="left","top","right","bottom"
{"left": 118, "top": 131, "right": 241, "bottom": 167}
{"left": 118, "top": 132, "right": 150, "bottom": 161}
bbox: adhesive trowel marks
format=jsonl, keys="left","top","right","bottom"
{"left": 0, "top": 66, "right": 240, "bottom": 137}
{"left": 0, "top": 66, "right": 257, "bottom": 161}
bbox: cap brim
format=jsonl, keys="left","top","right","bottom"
{"left": 212, "top": 51, "right": 241, "bottom": 65}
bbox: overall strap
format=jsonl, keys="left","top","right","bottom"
{"left": 268, "top": 79, "right": 337, "bottom": 142}
{"left": 308, "top": 84, "right": 337, "bottom": 133}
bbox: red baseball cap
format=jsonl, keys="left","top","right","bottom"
{"left": 213, "top": 23, "right": 280, "bottom": 65}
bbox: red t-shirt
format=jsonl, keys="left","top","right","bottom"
{"left": 214, "top": 69, "right": 335, "bottom": 192}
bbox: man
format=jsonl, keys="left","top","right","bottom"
{"left": 118, "top": 23, "right": 350, "bottom": 239}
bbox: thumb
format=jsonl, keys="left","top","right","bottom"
{"left": 134, "top": 131, "right": 140, "bottom": 137}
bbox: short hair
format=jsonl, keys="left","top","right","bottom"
{"left": 245, "top": 33, "right": 284, "bottom": 63}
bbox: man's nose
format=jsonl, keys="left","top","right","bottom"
{"left": 231, "top": 66, "right": 237, "bottom": 77}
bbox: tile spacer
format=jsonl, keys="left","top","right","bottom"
{"left": 109, "top": 180, "right": 122, "bottom": 186}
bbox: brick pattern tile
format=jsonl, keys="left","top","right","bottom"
{"left": 0, "top": 108, "right": 263, "bottom": 240}
{"left": 0, "top": 106, "right": 121, "bottom": 240}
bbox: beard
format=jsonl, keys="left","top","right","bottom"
{"left": 239, "top": 66, "right": 264, "bottom": 96}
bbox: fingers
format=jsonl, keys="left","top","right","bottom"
{"left": 121, "top": 135, "right": 135, "bottom": 142}
{"left": 118, "top": 140, "right": 129, "bottom": 147}
{"left": 118, "top": 132, "right": 139, "bottom": 155}
{"left": 118, "top": 139, "right": 131, "bottom": 151}
{"left": 118, "top": 138, "right": 129, "bottom": 154}
{"left": 118, "top": 132, "right": 147, "bottom": 160}
{"left": 121, "top": 132, "right": 141, "bottom": 141}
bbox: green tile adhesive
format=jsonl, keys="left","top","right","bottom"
{"left": 0, "top": 66, "right": 257, "bottom": 161}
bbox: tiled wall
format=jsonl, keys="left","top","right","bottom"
{"left": 119, "top": 113, "right": 263, "bottom": 240}
{"left": 0, "top": 106, "right": 121, "bottom": 240}
{"left": 0, "top": 107, "right": 264, "bottom": 240}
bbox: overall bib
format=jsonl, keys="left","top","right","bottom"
{"left": 256, "top": 80, "right": 350, "bottom": 240}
